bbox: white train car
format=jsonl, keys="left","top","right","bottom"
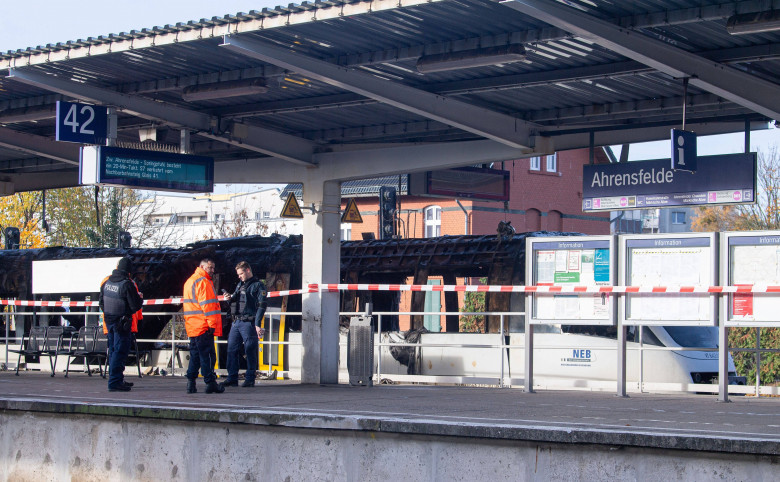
{"left": 284, "top": 324, "right": 742, "bottom": 391}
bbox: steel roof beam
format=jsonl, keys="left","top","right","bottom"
{"left": 221, "top": 35, "right": 541, "bottom": 150}
{"left": 1, "top": 0, "right": 443, "bottom": 69}
{"left": 6, "top": 170, "right": 79, "bottom": 193}
{"left": 0, "top": 156, "right": 64, "bottom": 172}
{"left": 208, "top": 43, "right": 780, "bottom": 119}
{"left": 214, "top": 111, "right": 767, "bottom": 185}
{"left": 1, "top": 0, "right": 769, "bottom": 70}
{"left": 0, "top": 127, "right": 79, "bottom": 165}
{"left": 6, "top": 41, "right": 779, "bottom": 124}
{"left": 553, "top": 120, "right": 770, "bottom": 152}
{"left": 7, "top": 68, "right": 317, "bottom": 166}
{"left": 501, "top": 0, "right": 780, "bottom": 121}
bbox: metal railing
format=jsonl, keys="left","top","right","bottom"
{"left": 2, "top": 305, "right": 778, "bottom": 397}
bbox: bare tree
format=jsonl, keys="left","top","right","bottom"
{"left": 203, "top": 208, "right": 270, "bottom": 240}
{"left": 692, "top": 146, "right": 780, "bottom": 232}
{"left": 43, "top": 186, "right": 169, "bottom": 248}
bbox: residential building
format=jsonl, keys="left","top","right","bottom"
{"left": 610, "top": 207, "right": 696, "bottom": 234}
{"left": 134, "top": 187, "right": 300, "bottom": 247}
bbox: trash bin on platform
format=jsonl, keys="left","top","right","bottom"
{"left": 347, "top": 315, "right": 373, "bottom": 387}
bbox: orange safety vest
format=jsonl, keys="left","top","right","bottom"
{"left": 182, "top": 266, "right": 223, "bottom": 338}
{"left": 100, "top": 276, "right": 143, "bottom": 334}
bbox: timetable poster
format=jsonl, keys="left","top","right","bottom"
{"left": 729, "top": 235, "right": 780, "bottom": 322}
{"left": 533, "top": 239, "right": 612, "bottom": 322}
{"left": 626, "top": 237, "right": 712, "bottom": 322}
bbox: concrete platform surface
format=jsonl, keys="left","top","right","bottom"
{"left": 1, "top": 371, "right": 779, "bottom": 456}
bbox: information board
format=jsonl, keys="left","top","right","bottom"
{"left": 723, "top": 231, "right": 780, "bottom": 326}
{"left": 526, "top": 236, "right": 616, "bottom": 325}
{"left": 621, "top": 234, "right": 717, "bottom": 326}
{"left": 408, "top": 167, "right": 510, "bottom": 201}
{"left": 80, "top": 145, "right": 214, "bottom": 193}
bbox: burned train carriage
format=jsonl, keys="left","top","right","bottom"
{"left": 0, "top": 231, "right": 577, "bottom": 340}
{"left": 1, "top": 232, "right": 737, "bottom": 387}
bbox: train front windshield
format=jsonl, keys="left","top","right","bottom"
{"left": 662, "top": 326, "right": 718, "bottom": 348}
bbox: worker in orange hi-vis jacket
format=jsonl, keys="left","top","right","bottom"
{"left": 182, "top": 258, "right": 225, "bottom": 394}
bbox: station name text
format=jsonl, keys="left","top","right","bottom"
{"left": 590, "top": 167, "right": 674, "bottom": 188}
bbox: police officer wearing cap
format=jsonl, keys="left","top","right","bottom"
{"left": 100, "top": 257, "right": 143, "bottom": 392}
{"left": 223, "top": 261, "right": 267, "bottom": 388}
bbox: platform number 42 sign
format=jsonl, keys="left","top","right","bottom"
{"left": 56, "top": 101, "right": 108, "bottom": 145}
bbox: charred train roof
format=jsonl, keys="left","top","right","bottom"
{"left": 0, "top": 231, "right": 580, "bottom": 299}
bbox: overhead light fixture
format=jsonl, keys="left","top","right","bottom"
{"left": 416, "top": 44, "right": 527, "bottom": 73}
{"left": 726, "top": 10, "right": 780, "bottom": 35}
{"left": 182, "top": 78, "right": 268, "bottom": 101}
{"left": 139, "top": 127, "right": 157, "bottom": 142}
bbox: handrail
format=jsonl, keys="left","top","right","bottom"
{"left": 2, "top": 292, "right": 778, "bottom": 398}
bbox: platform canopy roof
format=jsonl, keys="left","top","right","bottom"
{"left": 1, "top": 0, "right": 779, "bottom": 193}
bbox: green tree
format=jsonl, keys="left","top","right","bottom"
{"left": 0, "top": 192, "right": 46, "bottom": 248}
{"left": 729, "top": 327, "right": 780, "bottom": 386}
{"left": 3, "top": 186, "right": 159, "bottom": 248}
{"left": 85, "top": 190, "right": 123, "bottom": 247}
{"left": 45, "top": 187, "right": 102, "bottom": 247}
{"left": 459, "top": 277, "right": 486, "bottom": 333}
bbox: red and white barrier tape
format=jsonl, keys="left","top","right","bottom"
{"left": 315, "top": 283, "right": 780, "bottom": 294}
{"left": 1, "top": 284, "right": 779, "bottom": 307}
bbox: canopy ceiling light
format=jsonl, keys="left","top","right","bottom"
{"left": 182, "top": 78, "right": 268, "bottom": 101}
{"left": 726, "top": 10, "right": 780, "bottom": 35}
{"left": 416, "top": 44, "right": 527, "bottom": 73}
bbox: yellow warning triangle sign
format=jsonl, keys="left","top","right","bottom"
{"left": 341, "top": 198, "right": 363, "bottom": 223}
{"left": 281, "top": 194, "right": 303, "bottom": 219}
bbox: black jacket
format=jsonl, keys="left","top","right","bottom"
{"left": 100, "top": 269, "right": 143, "bottom": 323}
{"left": 230, "top": 277, "right": 268, "bottom": 328}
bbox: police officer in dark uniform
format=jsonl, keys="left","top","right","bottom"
{"left": 223, "top": 261, "right": 267, "bottom": 388}
{"left": 100, "top": 257, "right": 143, "bottom": 392}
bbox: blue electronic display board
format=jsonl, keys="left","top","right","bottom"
{"left": 582, "top": 153, "right": 756, "bottom": 212}
{"left": 80, "top": 146, "right": 214, "bottom": 193}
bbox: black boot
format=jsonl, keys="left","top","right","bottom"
{"left": 205, "top": 380, "right": 225, "bottom": 394}
{"left": 187, "top": 379, "right": 197, "bottom": 394}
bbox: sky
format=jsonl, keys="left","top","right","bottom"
{"left": 1, "top": 1, "right": 778, "bottom": 191}
{"left": 0, "top": 1, "right": 280, "bottom": 53}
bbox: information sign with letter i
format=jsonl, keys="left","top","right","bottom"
{"left": 671, "top": 129, "right": 697, "bottom": 173}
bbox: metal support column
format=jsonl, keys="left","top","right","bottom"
{"left": 524, "top": 300, "right": 534, "bottom": 393}
{"left": 301, "top": 180, "right": 341, "bottom": 384}
{"left": 617, "top": 316, "right": 628, "bottom": 397}
{"left": 718, "top": 301, "right": 729, "bottom": 402}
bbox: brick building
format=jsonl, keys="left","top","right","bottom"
{"left": 284, "top": 148, "right": 611, "bottom": 331}
{"left": 291, "top": 148, "right": 611, "bottom": 241}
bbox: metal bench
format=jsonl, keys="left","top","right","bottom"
{"left": 10, "top": 325, "right": 66, "bottom": 376}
